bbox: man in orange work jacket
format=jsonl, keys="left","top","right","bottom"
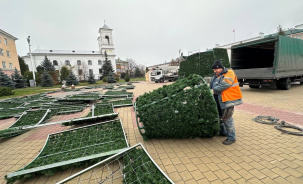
{"left": 210, "top": 61, "right": 243, "bottom": 145}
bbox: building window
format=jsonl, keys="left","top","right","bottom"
{"left": 0, "top": 49, "right": 3, "bottom": 56}
{"left": 65, "top": 60, "right": 70, "bottom": 66}
{"left": 53, "top": 60, "right": 58, "bottom": 65}
{"left": 105, "top": 36, "right": 110, "bottom": 44}
{"left": 9, "top": 62, "right": 12, "bottom": 69}
{"left": 4, "top": 38, "right": 8, "bottom": 45}
{"left": 78, "top": 69, "right": 83, "bottom": 75}
{"left": 2, "top": 61, "right": 6, "bottom": 68}
{"left": 98, "top": 60, "right": 102, "bottom": 65}
{"left": 89, "top": 69, "right": 93, "bottom": 75}
{"left": 88, "top": 60, "right": 92, "bottom": 65}
{"left": 99, "top": 69, "right": 102, "bottom": 74}
{"left": 77, "top": 60, "right": 81, "bottom": 65}
{"left": 6, "top": 51, "right": 10, "bottom": 57}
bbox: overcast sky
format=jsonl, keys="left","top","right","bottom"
{"left": 1, "top": 0, "right": 302, "bottom": 66}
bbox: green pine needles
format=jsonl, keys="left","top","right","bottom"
{"left": 11, "top": 68, "right": 26, "bottom": 88}
{"left": 10, "top": 109, "right": 48, "bottom": 128}
{"left": 66, "top": 71, "right": 79, "bottom": 85}
{"left": 6, "top": 120, "right": 128, "bottom": 184}
{"left": 107, "top": 71, "right": 117, "bottom": 83}
{"left": 136, "top": 74, "right": 219, "bottom": 139}
{"left": 41, "top": 70, "right": 53, "bottom": 87}
{"left": 0, "top": 68, "right": 14, "bottom": 88}
{"left": 87, "top": 72, "right": 96, "bottom": 84}
{"left": 179, "top": 48, "right": 230, "bottom": 77}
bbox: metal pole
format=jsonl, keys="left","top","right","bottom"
{"left": 92, "top": 104, "right": 95, "bottom": 117}
{"left": 27, "top": 36, "right": 36, "bottom": 86}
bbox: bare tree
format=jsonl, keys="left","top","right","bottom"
{"left": 277, "top": 25, "right": 286, "bottom": 36}
{"left": 137, "top": 64, "right": 146, "bottom": 76}
{"left": 169, "top": 56, "right": 184, "bottom": 66}
{"left": 75, "top": 61, "right": 88, "bottom": 81}
{"left": 125, "top": 58, "right": 137, "bottom": 77}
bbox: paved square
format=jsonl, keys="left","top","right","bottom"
{"left": 0, "top": 82, "right": 302, "bottom": 183}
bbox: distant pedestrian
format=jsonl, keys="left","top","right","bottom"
{"left": 210, "top": 61, "right": 243, "bottom": 145}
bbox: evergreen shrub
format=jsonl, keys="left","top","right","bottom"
{"left": 124, "top": 74, "right": 130, "bottom": 82}
{"left": 0, "top": 87, "right": 14, "bottom": 97}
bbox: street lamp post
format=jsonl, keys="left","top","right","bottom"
{"left": 27, "top": 36, "right": 36, "bottom": 87}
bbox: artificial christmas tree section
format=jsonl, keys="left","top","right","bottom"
{"left": 135, "top": 74, "right": 219, "bottom": 139}
{"left": 0, "top": 128, "right": 29, "bottom": 138}
{"left": 6, "top": 119, "right": 129, "bottom": 184}
{"left": 0, "top": 101, "right": 24, "bottom": 109}
{"left": 118, "top": 84, "right": 135, "bottom": 89}
{"left": 110, "top": 99, "right": 133, "bottom": 107}
{"left": 56, "top": 143, "right": 173, "bottom": 184}
{"left": 213, "top": 48, "right": 230, "bottom": 68}
{"left": 58, "top": 92, "right": 101, "bottom": 101}
{"left": 61, "top": 104, "right": 118, "bottom": 126}
{"left": 179, "top": 48, "right": 230, "bottom": 77}
{"left": 103, "top": 90, "right": 134, "bottom": 98}
{"left": 9, "top": 109, "right": 50, "bottom": 128}
{"left": 0, "top": 108, "right": 28, "bottom": 119}
{"left": 86, "top": 103, "right": 115, "bottom": 117}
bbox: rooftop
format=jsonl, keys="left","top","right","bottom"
{"left": 115, "top": 58, "right": 128, "bottom": 63}
{"left": 101, "top": 24, "right": 112, "bottom": 30}
{"left": 0, "top": 29, "right": 18, "bottom": 40}
{"left": 29, "top": 49, "right": 103, "bottom": 55}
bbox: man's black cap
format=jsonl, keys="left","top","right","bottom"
{"left": 212, "top": 60, "right": 224, "bottom": 69}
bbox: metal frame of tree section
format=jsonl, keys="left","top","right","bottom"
{"left": 56, "top": 143, "right": 174, "bottom": 184}
{"left": 8, "top": 104, "right": 118, "bottom": 129}
{"left": 8, "top": 109, "right": 51, "bottom": 128}
{"left": 57, "top": 92, "right": 101, "bottom": 101}
{"left": 102, "top": 93, "right": 134, "bottom": 99}
{"left": 6, "top": 119, "right": 129, "bottom": 181}
{"left": 112, "top": 99, "right": 134, "bottom": 108}
{"left": 101, "top": 99, "right": 134, "bottom": 108}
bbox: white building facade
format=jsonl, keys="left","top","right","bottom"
{"left": 23, "top": 24, "right": 116, "bottom": 80}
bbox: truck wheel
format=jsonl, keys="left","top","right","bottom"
{"left": 276, "top": 84, "right": 283, "bottom": 90}
{"left": 155, "top": 81, "right": 158, "bottom": 83}
{"left": 249, "top": 85, "right": 260, "bottom": 88}
{"left": 279, "top": 78, "right": 291, "bottom": 90}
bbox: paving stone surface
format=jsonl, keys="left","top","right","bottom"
{"left": 0, "top": 82, "right": 302, "bottom": 184}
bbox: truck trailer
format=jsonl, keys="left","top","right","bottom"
{"left": 231, "top": 35, "right": 303, "bottom": 90}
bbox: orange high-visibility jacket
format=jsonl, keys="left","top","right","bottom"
{"left": 220, "top": 69, "right": 242, "bottom": 102}
{"left": 210, "top": 68, "right": 243, "bottom": 109}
